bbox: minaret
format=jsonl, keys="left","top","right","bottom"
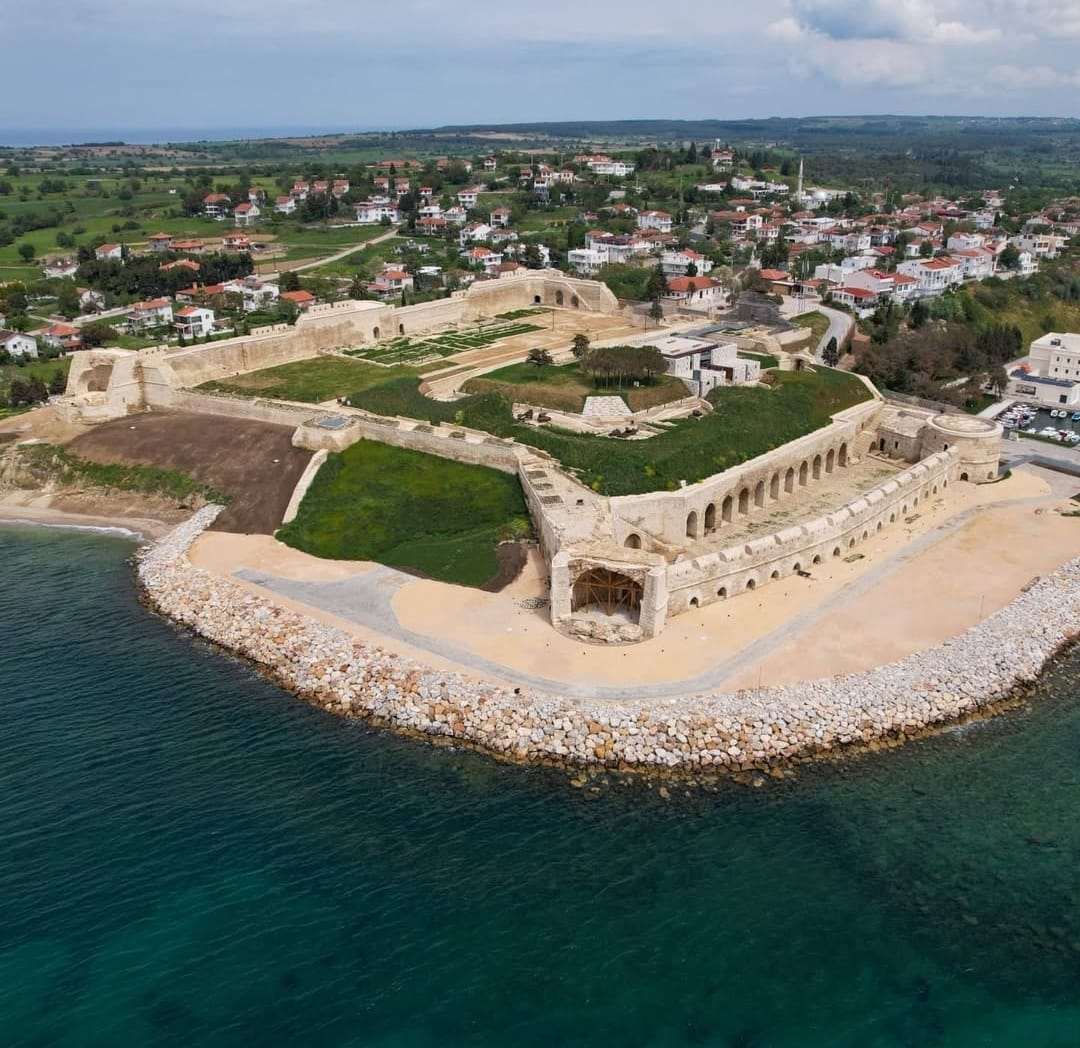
{"left": 797, "top": 157, "right": 804, "bottom": 202}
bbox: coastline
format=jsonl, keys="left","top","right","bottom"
{"left": 0, "top": 496, "right": 174, "bottom": 542}
{"left": 135, "top": 506, "right": 1080, "bottom": 775}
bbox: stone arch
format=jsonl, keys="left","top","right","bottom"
{"left": 624, "top": 533, "right": 642, "bottom": 549}
{"left": 838, "top": 443, "right": 848, "bottom": 467}
{"left": 555, "top": 290, "right": 564, "bottom": 306}
{"left": 686, "top": 510, "right": 699, "bottom": 538}
{"left": 799, "top": 460, "right": 809, "bottom": 486}
{"left": 902, "top": 503, "right": 908, "bottom": 515}
{"left": 876, "top": 521, "right": 883, "bottom": 532}
{"left": 689, "top": 596, "right": 700, "bottom": 608}
{"left": 959, "top": 471, "right": 969, "bottom": 481}
{"left": 571, "top": 295, "right": 579, "bottom": 308}
{"left": 754, "top": 480, "right": 766, "bottom": 508}
{"left": 932, "top": 484, "right": 938, "bottom": 494}
{"left": 826, "top": 448, "right": 835, "bottom": 473}
{"left": 890, "top": 511, "right": 896, "bottom": 523}
{"left": 717, "top": 586, "right": 728, "bottom": 599}
{"left": 812, "top": 454, "right": 822, "bottom": 480}
{"left": 74, "top": 362, "right": 115, "bottom": 394}
{"left": 943, "top": 479, "right": 948, "bottom": 488}
{"left": 738, "top": 488, "right": 750, "bottom": 515}
{"left": 793, "top": 562, "right": 802, "bottom": 573}
{"left": 862, "top": 529, "right": 869, "bottom": 541}
{"left": 572, "top": 567, "right": 643, "bottom": 622}
{"left": 372, "top": 326, "right": 380, "bottom": 340}
{"left": 833, "top": 546, "right": 841, "bottom": 557}
{"left": 721, "top": 495, "right": 733, "bottom": 524}
{"left": 746, "top": 578, "right": 756, "bottom": 591}
{"left": 398, "top": 323, "right": 405, "bottom": 335}
{"left": 784, "top": 467, "right": 795, "bottom": 493}
{"left": 770, "top": 569, "right": 780, "bottom": 580}
{"left": 913, "top": 496, "right": 919, "bottom": 507}
{"left": 533, "top": 294, "right": 542, "bottom": 304}
{"left": 849, "top": 537, "right": 856, "bottom": 548}
{"left": 812, "top": 554, "right": 822, "bottom": 565}
{"left": 704, "top": 503, "right": 716, "bottom": 531}
{"left": 769, "top": 473, "right": 780, "bottom": 501}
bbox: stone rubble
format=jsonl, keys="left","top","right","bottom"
{"left": 137, "top": 507, "right": 1080, "bottom": 774}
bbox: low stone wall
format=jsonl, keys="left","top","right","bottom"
{"left": 137, "top": 507, "right": 1080, "bottom": 774}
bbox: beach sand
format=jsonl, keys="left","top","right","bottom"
{"left": 186, "top": 465, "right": 1080, "bottom": 694}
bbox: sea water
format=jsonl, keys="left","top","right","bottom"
{"left": 1, "top": 525, "right": 1077, "bottom": 1047}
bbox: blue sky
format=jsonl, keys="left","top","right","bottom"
{"left": 7, "top": 0, "right": 1080, "bottom": 136}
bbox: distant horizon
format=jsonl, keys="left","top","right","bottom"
{"left": 2, "top": 112, "right": 1079, "bottom": 151}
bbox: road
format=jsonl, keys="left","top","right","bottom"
{"left": 780, "top": 297, "right": 853, "bottom": 360}
{"left": 262, "top": 226, "right": 402, "bottom": 279}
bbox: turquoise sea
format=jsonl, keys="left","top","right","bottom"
{"left": 1, "top": 524, "right": 1078, "bottom": 1047}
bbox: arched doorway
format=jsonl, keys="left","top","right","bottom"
{"left": 826, "top": 448, "right": 835, "bottom": 472}
{"left": 533, "top": 295, "right": 541, "bottom": 304}
{"left": 754, "top": 480, "right": 765, "bottom": 508}
{"left": 372, "top": 326, "right": 380, "bottom": 340}
{"left": 769, "top": 473, "right": 780, "bottom": 500}
{"left": 722, "top": 495, "right": 733, "bottom": 523}
{"left": 572, "top": 568, "right": 643, "bottom": 622}
{"left": 738, "top": 488, "right": 750, "bottom": 514}
{"left": 812, "top": 454, "right": 822, "bottom": 480}
{"left": 785, "top": 467, "right": 795, "bottom": 493}
{"left": 838, "top": 443, "right": 848, "bottom": 467}
{"left": 624, "top": 533, "right": 642, "bottom": 549}
{"left": 686, "top": 510, "right": 698, "bottom": 538}
{"left": 555, "top": 290, "right": 564, "bottom": 306}
{"left": 704, "top": 504, "right": 716, "bottom": 531}
{"left": 398, "top": 323, "right": 405, "bottom": 335}
{"left": 799, "top": 460, "right": 808, "bottom": 486}
{"left": 571, "top": 295, "right": 579, "bottom": 308}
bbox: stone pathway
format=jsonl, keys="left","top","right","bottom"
{"left": 582, "top": 395, "right": 631, "bottom": 417}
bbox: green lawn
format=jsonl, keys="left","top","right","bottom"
{"left": 276, "top": 441, "right": 532, "bottom": 585}
{"left": 739, "top": 350, "right": 780, "bottom": 369}
{"left": 197, "top": 357, "right": 426, "bottom": 403}
{"left": 1, "top": 354, "right": 70, "bottom": 392}
{"left": 346, "top": 366, "right": 874, "bottom": 496}
{"left": 343, "top": 321, "right": 543, "bottom": 365}
{"left": 463, "top": 359, "right": 686, "bottom": 413}
{"left": 792, "top": 311, "right": 830, "bottom": 344}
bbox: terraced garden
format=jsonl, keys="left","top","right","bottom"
{"left": 343, "top": 320, "right": 543, "bottom": 365}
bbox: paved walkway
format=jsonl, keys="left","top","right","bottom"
{"left": 233, "top": 487, "right": 1057, "bottom": 701}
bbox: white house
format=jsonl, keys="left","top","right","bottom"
{"left": 42, "top": 257, "right": 80, "bottom": 279}
{"left": 37, "top": 321, "right": 82, "bottom": 351}
{"left": 355, "top": 201, "right": 401, "bottom": 224}
{"left": 128, "top": 297, "right": 175, "bottom": 329}
{"left": 232, "top": 202, "right": 260, "bottom": 227}
{"left": 174, "top": 306, "right": 215, "bottom": 339}
{"left": 203, "top": 193, "right": 231, "bottom": 220}
{"left": 1012, "top": 232, "right": 1067, "bottom": 259}
{"left": 1007, "top": 333, "right": 1080, "bottom": 409}
{"left": 459, "top": 222, "right": 492, "bottom": 246}
{"left": 644, "top": 333, "right": 759, "bottom": 396}
{"left": 567, "top": 248, "right": 607, "bottom": 275}
{"left": 457, "top": 187, "right": 481, "bottom": 209}
{"left": 0, "top": 329, "right": 38, "bottom": 358}
{"left": 949, "top": 248, "right": 996, "bottom": 281}
{"left": 663, "top": 275, "right": 723, "bottom": 309}
{"left": 896, "top": 257, "right": 963, "bottom": 295}
{"left": 221, "top": 277, "right": 279, "bottom": 312}
{"left": 829, "top": 285, "right": 879, "bottom": 313}
{"left": 489, "top": 207, "right": 512, "bottom": 228}
{"left": 370, "top": 268, "right": 415, "bottom": 296}
{"left": 637, "top": 210, "right": 674, "bottom": 234}
{"left": 95, "top": 243, "right": 123, "bottom": 262}
{"left": 275, "top": 195, "right": 297, "bottom": 214}
{"left": 661, "top": 249, "right": 713, "bottom": 277}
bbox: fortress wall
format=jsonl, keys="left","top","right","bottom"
{"left": 609, "top": 399, "right": 883, "bottom": 549}
{"left": 663, "top": 451, "right": 958, "bottom": 614}
{"left": 169, "top": 390, "right": 315, "bottom": 427}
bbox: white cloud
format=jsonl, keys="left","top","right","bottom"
{"left": 784, "top": 0, "right": 1000, "bottom": 45}
{"left": 991, "top": 63, "right": 1080, "bottom": 89}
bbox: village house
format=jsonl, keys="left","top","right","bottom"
{"left": 459, "top": 222, "right": 493, "bottom": 246}
{"left": 661, "top": 248, "right": 713, "bottom": 277}
{"left": 417, "top": 216, "right": 449, "bottom": 235}
{"left": 221, "top": 276, "right": 279, "bottom": 312}
{"left": 369, "top": 267, "right": 415, "bottom": 297}
{"left": 444, "top": 206, "right": 469, "bottom": 225}
{"left": 637, "top": 210, "right": 674, "bottom": 234}
{"left": 128, "top": 297, "right": 175, "bottom": 329}
{"left": 663, "top": 275, "right": 724, "bottom": 309}
{"left": 232, "top": 202, "right": 260, "bottom": 227}
{"left": 78, "top": 287, "right": 107, "bottom": 311}
{"left": 483, "top": 155, "right": 498, "bottom": 171}
{"left": 465, "top": 246, "right": 504, "bottom": 273}
{"left": 489, "top": 207, "right": 512, "bottom": 228}
{"left": 829, "top": 285, "right": 881, "bottom": 313}
{"left": 291, "top": 181, "right": 310, "bottom": 200}
{"left": 172, "top": 239, "right": 205, "bottom": 255}
{"left": 418, "top": 186, "right": 434, "bottom": 201}
{"left": 159, "top": 259, "right": 201, "bottom": 274}
{"left": 203, "top": 193, "right": 231, "bottom": 220}
{"left": 42, "top": 257, "right": 79, "bottom": 279}
{"left": 332, "top": 179, "right": 350, "bottom": 197}
{"left": 95, "top": 243, "right": 123, "bottom": 262}
{"left": 37, "top": 321, "right": 82, "bottom": 352}
{"left": 175, "top": 306, "right": 216, "bottom": 339}
{"left": 248, "top": 187, "right": 265, "bottom": 203}
{"left": 0, "top": 330, "right": 38, "bottom": 359}
{"left": 280, "top": 289, "right": 316, "bottom": 311}
{"left": 275, "top": 195, "right": 297, "bottom": 215}
{"left": 147, "top": 232, "right": 175, "bottom": 253}
{"left": 457, "top": 187, "right": 481, "bottom": 209}
{"left": 394, "top": 178, "right": 410, "bottom": 195}
{"left": 949, "top": 248, "right": 996, "bottom": 281}
{"left": 222, "top": 231, "right": 252, "bottom": 252}
{"left": 1008, "top": 332, "right": 1080, "bottom": 409}
{"left": 896, "top": 257, "right": 964, "bottom": 295}
{"left": 355, "top": 201, "right": 401, "bottom": 224}
{"left": 489, "top": 228, "right": 519, "bottom": 246}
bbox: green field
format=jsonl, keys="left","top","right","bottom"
{"left": 738, "top": 350, "right": 780, "bottom": 369}
{"left": 276, "top": 441, "right": 532, "bottom": 585}
{"left": 343, "top": 366, "right": 872, "bottom": 496}
{"left": 463, "top": 359, "right": 686, "bottom": 413}
{"left": 792, "top": 311, "right": 830, "bottom": 343}
{"left": 197, "top": 357, "right": 426, "bottom": 403}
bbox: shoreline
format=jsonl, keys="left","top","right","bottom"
{"left": 0, "top": 501, "right": 174, "bottom": 542}
{"left": 135, "top": 506, "right": 1080, "bottom": 776}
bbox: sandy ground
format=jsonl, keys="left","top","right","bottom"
{"left": 186, "top": 465, "right": 1080, "bottom": 694}
{"left": 0, "top": 492, "right": 175, "bottom": 541}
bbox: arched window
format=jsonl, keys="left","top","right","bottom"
{"left": 624, "top": 533, "right": 642, "bottom": 549}
{"left": 689, "top": 596, "right": 700, "bottom": 608}
{"left": 770, "top": 570, "right": 780, "bottom": 580}
{"left": 838, "top": 443, "right": 848, "bottom": 467}
{"left": 799, "top": 461, "right": 809, "bottom": 486}
{"left": 785, "top": 467, "right": 795, "bottom": 493}
{"left": 686, "top": 510, "right": 699, "bottom": 538}
{"left": 827, "top": 448, "right": 836, "bottom": 472}
{"left": 754, "top": 480, "right": 765, "bottom": 507}
{"left": 746, "top": 578, "right": 756, "bottom": 591}
{"left": 722, "top": 495, "right": 734, "bottom": 524}
{"left": 812, "top": 454, "right": 822, "bottom": 480}
{"left": 555, "top": 290, "right": 564, "bottom": 306}
{"left": 769, "top": 473, "right": 780, "bottom": 500}
{"left": 738, "top": 488, "right": 750, "bottom": 515}
{"left": 704, "top": 503, "right": 716, "bottom": 531}
{"left": 372, "top": 326, "right": 380, "bottom": 340}
{"left": 812, "top": 554, "right": 822, "bottom": 565}
{"left": 398, "top": 323, "right": 405, "bottom": 335}
{"left": 717, "top": 586, "right": 728, "bottom": 599}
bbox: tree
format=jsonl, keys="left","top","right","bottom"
{"left": 526, "top": 347, "right": 553, "bottom": 373}
{"left": 8, "top": 375, "right": 48, "bottom": 406}
{"left": 919, "top": 238, "right": 934, "bottom": 258}
{"left": 998, "top": 244, "right": 1021, "bottom": 271}
{"left": 823, "top": 336, "right": 839, "bottom": 366}
{"left": 49, "top": 369, "right": 68, "bottom": 395}
{"left": 645, "top": 263, "right": 668, "bottom": 302}
{"left": 909, "top": 299, "right": 929, "bottom": 329}
{"left": 523, "top": 242, "right": 543, "bottom": 270}
{"left": 81, "top": 322, "right": 118, "bottom": 347}
{"left": 571, "top": 333, "right": 590, "bottom": 359}
{"left": 280, "top": 270, "right": 301, "bottom": 292}
{"left": 17, "top": 243, "right": 35, "bottom": 262}
{"left": 648, "top": 300, "right": 664, "bottom": 325}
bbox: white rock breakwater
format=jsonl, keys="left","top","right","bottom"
{"left": 138, "top": 507, "right": 1080, "bottom": 773}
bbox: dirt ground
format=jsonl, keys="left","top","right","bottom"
{"left": 66, "top": 412, "right": 311, "bottom": 534}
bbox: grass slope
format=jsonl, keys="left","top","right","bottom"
{"left": 276, "top": 441, "right": 532, "bottom": 586}
{"left": 198, "top": 358, "right": 426, "bottom": 403}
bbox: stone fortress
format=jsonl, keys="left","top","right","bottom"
{"left": 57, "top": 269, "right": 1002, "bottom": 644}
